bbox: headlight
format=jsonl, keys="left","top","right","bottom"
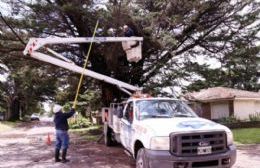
{"left": 226, "top": 131, "right": 234, "bottom": 146}
{"left": 150, "top": 137, "right": 169, "bottom": 150}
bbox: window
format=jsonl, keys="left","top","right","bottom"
{"left": 116, "top": 104, "right": 124, "bottom": 118}
{"left": 124, "top": 102, "right": 134, "bottom": 123}
{"left": 136, "top": 99, "right": 197, "bottom": 120}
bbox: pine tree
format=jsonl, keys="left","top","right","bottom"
{"left": 0, "top": 0, "right": 259, "bottom": 120}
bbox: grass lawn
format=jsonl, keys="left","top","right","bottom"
{"left": 0, "top": 121, "right": 17, "bottom": 132}
{"left": 70, "top": 125, "right": 102, "bottom": 141}
{"left": 232, "top": 128, "right": 260, "bottom": 144}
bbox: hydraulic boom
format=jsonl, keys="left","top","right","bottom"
{"left": 23, "top": 37, "right": 143, "bottom": 94}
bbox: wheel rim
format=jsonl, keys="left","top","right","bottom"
{"left": 136, "top": 156, "right": 144, "bottom": 168}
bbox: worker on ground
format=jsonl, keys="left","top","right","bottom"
{"left": 53, "top": 105, "right": 75, "bottom": 163}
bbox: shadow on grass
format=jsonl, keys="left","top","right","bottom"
{"left": 70, "top": 125, "right": 103, "bottom": 142}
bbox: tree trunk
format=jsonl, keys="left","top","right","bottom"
{"left": 9, "top": 98, "right": 20, "bottom": 121}
{"left": 5, "top": 105, "right": 11, "bottom": 121}
{"left": 88, "top": 106, "right": 93, "bottom": 123}
{"left": 101, "top": 82, "right": 130, "bottom": 106}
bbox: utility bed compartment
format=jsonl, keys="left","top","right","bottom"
{"left": 102, "top": 103, "right": 125, "bottom": 134}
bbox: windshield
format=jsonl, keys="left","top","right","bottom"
{"left": 135, "top": 99, "right": 197, "bottom": 120}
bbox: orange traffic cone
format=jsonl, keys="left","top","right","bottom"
{"left": 46, "top": 133, "right": 51, "bottom": 145}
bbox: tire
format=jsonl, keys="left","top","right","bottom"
{"left": 136, "top": 148, "right": 149, "bottom": 168}
{"left": 104, "top": 123, "right": 114, "bottom": 146}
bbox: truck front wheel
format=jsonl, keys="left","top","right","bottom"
{"left": 136, "top": 148, "right": 149, "bottom": 168}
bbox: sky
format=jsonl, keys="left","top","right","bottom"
{"left": 0, "top": 2, "right": 9, "bottom": 81}
{"left": 0, "top": 64, "right": 8, "bottom": 82}
{"left": 0, "top": 1, "right": 11, "bottom": 16}
{"left": 0, "top": 75, "right": 6, "bottom": 82}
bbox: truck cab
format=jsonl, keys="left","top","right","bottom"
{"left": 103, "top": 97, "right": 236, "bottom": 168}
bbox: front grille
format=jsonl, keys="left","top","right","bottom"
{"left": 170, "top": 131, "right": 227, "bottom": 156}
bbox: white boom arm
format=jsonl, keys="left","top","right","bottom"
{"left": 23, "top": 37, "right": 143, "bottom": 55}
{"left": 23, "top": 37, "right": 143, "bottom": 93}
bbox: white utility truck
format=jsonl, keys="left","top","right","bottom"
{"left": 23, "top": 36, "right": 236, "bottom": 168}
{"left": 102, "top": 95, "right": 236, "bottom": 168}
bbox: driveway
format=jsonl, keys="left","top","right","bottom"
{"left": 0, "top": 121, "right": 259, "bottom": 168}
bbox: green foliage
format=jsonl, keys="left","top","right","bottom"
{"left": 0, "top": 106, "right": 5, "bottom": 113}
{"left": 249, "top": 112, "right": 260, "bottom": 122}
{"left": 136, "top": 0, "right": 260, "bottom": 93}
{"left": 56, "top": 83, "right": 102, "bottom": 116}
{"left": 78, "top": 89, "right": 102, "bottom": 111}
{"left": 47, "top": 112, "right": 53, "bottom": 118}
{"left": 63, "top": 103, "right": 71, "bottom": 113}
{"left": 69, "top": 114, "right": 92, "bottom": 129}
{"left": 218, "top": 116, "right": 241, "bottom": 124}
{"left": 0, "top": 0, "right": 259, "bottom": 118}
{"left": 186, "top": 43, "right": 260, "bottom": 92}
{"left": 0, "top": 63, "right": 58, "bottom": 120}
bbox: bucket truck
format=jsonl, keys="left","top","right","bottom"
{"left": 23, "top": 37, "right": 236, "bottom": 168}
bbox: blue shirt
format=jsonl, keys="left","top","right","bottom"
{"left": 124, "top": 28, "right": 135, "bottom": 37}
{"left": 54, "top": 109, "right": 75, "bottom": 131}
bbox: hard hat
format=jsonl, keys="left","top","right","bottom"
{"left": 123, "top": 25, "right": 128, "bottom": 29}
{"left": 53, "top": 105, "right": 62, "bottom": 113}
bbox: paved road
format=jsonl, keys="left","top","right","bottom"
{"left": 233, "top": 145, "right": 260, "bottom": 168}
{"left": 0, "top": 121, "right": 134, "bottom": 168}
{"left": 0, "top": 121, "right": 259, "bottom": 168}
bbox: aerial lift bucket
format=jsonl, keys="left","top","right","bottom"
{"left": 122, "top": 40, "right": 142, "bottom": 63}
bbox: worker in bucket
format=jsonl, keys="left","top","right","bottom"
{"left": 123, "top": 24, "right": 139, "bottom": 48}
{"left": 53, "top": 105, "right": 75, "bottom": 163}
{"left": 123, "top": 24, "right": 135, "bottom": 37}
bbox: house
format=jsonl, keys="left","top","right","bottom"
{"left": 184, "top": 87, "right": 260, "bottom": 120}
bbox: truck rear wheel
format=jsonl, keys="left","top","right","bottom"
{"left": 136, "top": 148, "right": 149, "bottom": 168}
{"left": 104, "top": 123, "right": 115, "bottom": 146}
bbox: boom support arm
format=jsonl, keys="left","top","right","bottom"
{"left": 23, "top": 37, "right": 143, "bottom": 94}
{"left": 23, "top": 37, "right": 143, "bottom": 55}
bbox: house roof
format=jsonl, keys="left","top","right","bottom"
{"left": 184, "top": 87, "right": 260, "bottom": 102}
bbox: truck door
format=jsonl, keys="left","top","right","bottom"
{"left": 120, "top": 101, "right": 134, "bottom": 150}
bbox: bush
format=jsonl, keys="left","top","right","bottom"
{"left": 249, "top": 112, "right": 260, "bottom": 122}
{"left": 69, "top": 114, "right": 92, "bottom": 129}
{"left": 218, "top": 115, "right": 241, "bottom": 124}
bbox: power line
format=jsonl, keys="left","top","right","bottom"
{"left": 0, "top": 11, "right": 26, "bottom": 46}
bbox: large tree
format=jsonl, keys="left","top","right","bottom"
{"left": 184, "top": 41, "right": 260, "bottom": 92}
{"left": 134, "top": 0, "right": 260, "bottom": 93}
{"left": 0, "top": 0, "right": 259, "bottom": 119}
{"left": 0, "top": 52, "right": 59, "bottom": 120}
